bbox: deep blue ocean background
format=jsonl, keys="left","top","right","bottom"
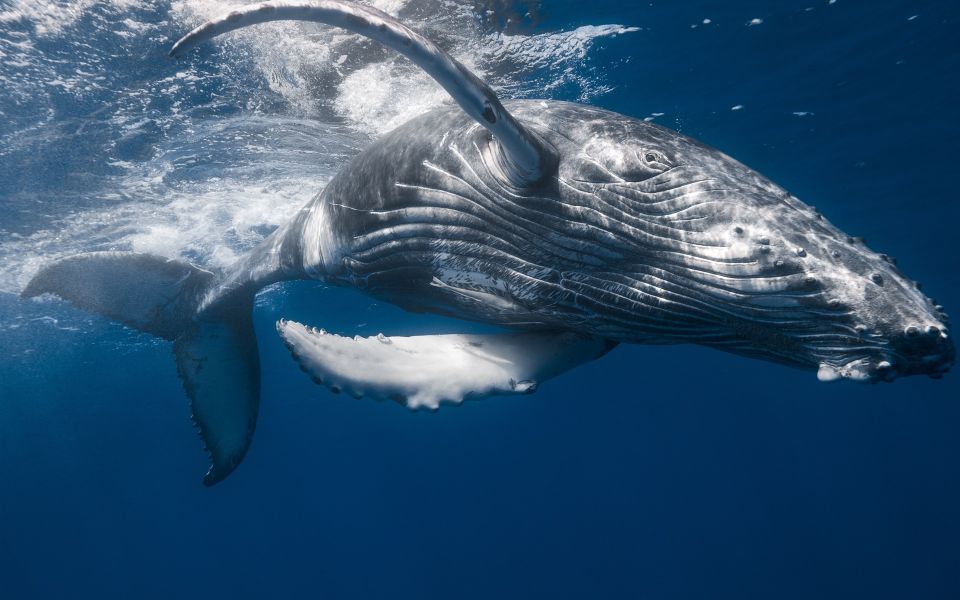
{"left": 2, "top": 1, "right": 959, "bottom": 598}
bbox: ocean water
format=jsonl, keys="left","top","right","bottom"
{"left": 1, "top": 0, "right": 958, "bottom": 598}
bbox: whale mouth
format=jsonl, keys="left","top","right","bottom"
{"left": 816, "top": 358, "right": 948, "bottom": 383}
{"left": 816, "top": 334, "right": 955, "bottom": 383}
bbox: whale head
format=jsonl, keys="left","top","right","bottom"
{"left": 543, "top": 105, "right": 954, "bottom": 382}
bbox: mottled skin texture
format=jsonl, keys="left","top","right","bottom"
{"left": 218, "top": 100, "right": 953, "bottom": 382}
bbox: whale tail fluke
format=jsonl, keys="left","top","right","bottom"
{"left": 23, "top": 251, "right": 260, "bottom": 485}
{"left": 22, "top": 251, "right": 214, "bottom": 340}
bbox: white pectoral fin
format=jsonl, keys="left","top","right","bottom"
{"left": 276, "top": 320, "right": 615, "bottom": 410}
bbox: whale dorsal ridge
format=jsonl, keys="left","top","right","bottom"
{"left": 169, "top": 1, "right": 557, "bottom": 186}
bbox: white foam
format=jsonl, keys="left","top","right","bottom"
{"left": 0, "top": 0, "right": 145, "bottom": 37}
{"left": 334, "top": 61, "right": 449, "bottom": 136}
{"left": 489, "top": 24, "right": 640, "bottom": 68}
{"left": 366, "top": 0, "right": 404, "bottom": 16}
{"left": 0, "top": 117, "right": 360, "bottom": 293}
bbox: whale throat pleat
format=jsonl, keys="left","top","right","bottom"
{"left": 169, "top": 1, "right": 556, "bottom": 185}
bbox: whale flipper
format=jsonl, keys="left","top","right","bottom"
{"left": 23, "top": 252, "right": 259, "bottom": 485}
{"left": 276, "top": 320, "right": 615, "bottom": 410}
{"left": 169, "top": 0, "right": 556, "bottom": 186}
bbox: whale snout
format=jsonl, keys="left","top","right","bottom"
{"left": 887, "top": 323, "right": 955, "bottom": 380}
{"left": 817, "top": 321, "right": 954, "bottom": 383}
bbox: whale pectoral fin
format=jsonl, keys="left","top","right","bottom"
{"left": 276, "top": 320, "right": 615, "bottom": 410}
{"left": 170, "top": 1, "right": 556, "bottom": 185}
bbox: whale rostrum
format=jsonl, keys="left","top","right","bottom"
{"left": 24, "top": 1, "right": 954, "bottom": 485}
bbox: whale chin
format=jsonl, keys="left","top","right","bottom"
{"left": 816, "top": 359, "right": 889, "bottom": 383}
{"left": 815, "top": 330, "right": 955, "bottom": 383}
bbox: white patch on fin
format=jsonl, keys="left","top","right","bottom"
{"left": 276, "top": 320, "right": 613, "bottom": 410}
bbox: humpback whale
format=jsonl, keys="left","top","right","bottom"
{"left": 23, "top": 1, "right": 954, "bottom": 485}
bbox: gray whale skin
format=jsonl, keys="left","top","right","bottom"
{"left": 23, "top": 2, "right": 954, "bottom": 485}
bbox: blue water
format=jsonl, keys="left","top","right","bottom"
{"left": 2, "top": 1, "right": 958, "bottom": 598}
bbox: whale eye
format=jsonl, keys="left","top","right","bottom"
{"left": 580, "top": 139, "right": 672, "bottom": 183}
{"left": 641, "top": 150, "right": 670, "bottom": 171}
